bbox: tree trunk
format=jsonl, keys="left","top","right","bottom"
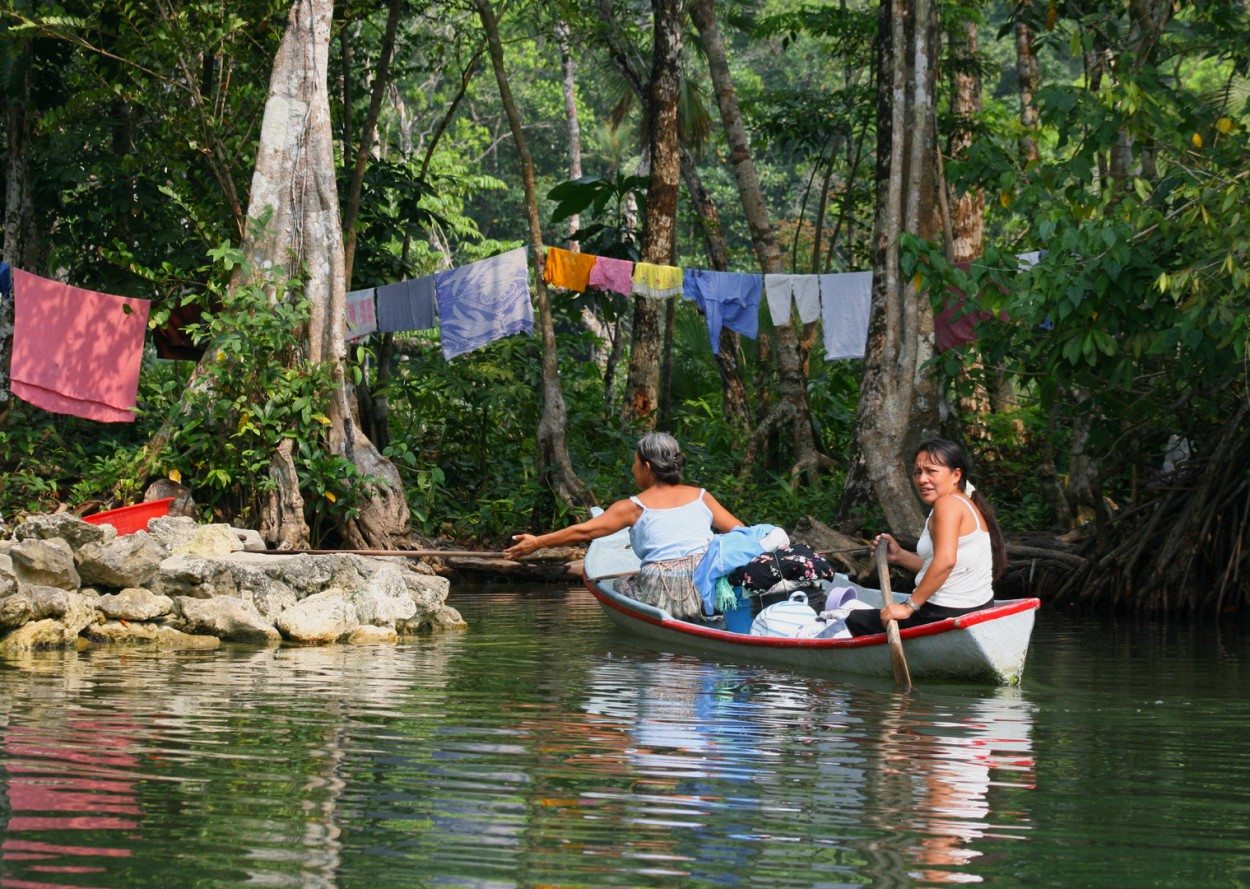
{"left": 594, "top": 0, "right": 750, "bottom": 433}
{"left": 1110, "top": 0, "right": 1172, "bottom": 181}
{"left": 342, "top": 0, "right": 403, "bottom": 286}
{"left": 475, "top": 0, "right": 592, "bottom": 509}
{"left": 1015, "top": 1, "right": 1040, "bottom": 163}
{"left": 841, "top": 0, "right": 943, "bottom": 537}
{"left": 555, "top": 18, "right": 612, "bottom": 366}
{"left": 622, "top": 0, "right": 684, "bottom": 428}
{"left": 240, "top": 0, "right": 409, "bottom": 549}
{"left": 946, "top": 15, "right": 1008, "bottom": 437}
{"left": 1, "top": 60, "right": 39, "bottom": 406}
{"left": 556, "top": 19, "right": 583, "bottom": 240}
{"left": 689, "top": 0, "right": 824, "bottom": 481}
{"left": 948, "top": 19, "right": 984, "bottom": 265}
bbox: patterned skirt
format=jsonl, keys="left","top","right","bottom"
{"left": 619, "top": 552, "right": 705, "bottom": 621}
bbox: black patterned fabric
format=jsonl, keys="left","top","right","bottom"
{"left": 728, "top": 543, "right": 836, "bottom": 593}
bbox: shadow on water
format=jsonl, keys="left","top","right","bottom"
{"left": 0, "top": 584, "right": 1248, "bottom": 887}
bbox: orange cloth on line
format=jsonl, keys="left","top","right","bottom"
{"left": 542, "top": 247, "right": 597, "bottom": 292}
{"left": 10, "top": 269, "right": 151, "bottom": 423}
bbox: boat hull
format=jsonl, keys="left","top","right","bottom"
{"left": 583, "top": 526, "right": 1038, "bottom": 685}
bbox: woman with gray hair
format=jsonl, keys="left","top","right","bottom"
{"left": 505, "top": 432, "right": 743, "bottom": 621}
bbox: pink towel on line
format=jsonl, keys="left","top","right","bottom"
{"left": 10, "top": 269, "right": 151, "bottom": 423}
{"left": 586, "top": 255, "right": 634, "bottom": 296}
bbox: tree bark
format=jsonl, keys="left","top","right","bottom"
{"left": 242, "top": 0, "right": 409, "bottom": 548}
{"left": 556, "top": 18, "right": 583, "bottom": 241}
{"left": 948, "top": 19, "right": 984, "bottom": 265}
{"left": 593, "top": 0, "right": 750, "bottom": 433}
{"left": 689, "top": 0, "right": 824, "bottom": 481}
{"left": 842, "top": 0, "right": 943, "bottom": 537}
{"left": 1015, "top": 1, "right": 1040, "bottom": 163}
{"left": 1, "top": 59, "right": 39, "bottom": 406}
{"left": 555, "top": 18, "right": 613, "bottom": 366}
{"left": 475, "top": 0, "right": 592, "bottom": 509}
{"left": 622, "top": 0, "right": 684, "bottom": 428}
{"left": 341, "top": 0, "right": 403, "bottom": 287}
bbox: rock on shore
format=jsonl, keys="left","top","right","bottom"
{"left": 0, "top": 514, "right": 464, "bottom": 655}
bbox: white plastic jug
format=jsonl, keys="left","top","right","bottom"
{"left": 750, "top": 591, "right": 819, "bottom": 638}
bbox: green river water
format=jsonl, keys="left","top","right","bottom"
{"left": 1, "top": 582, "right": 1248, "bottom": 888}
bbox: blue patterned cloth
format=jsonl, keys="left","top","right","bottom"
{"left": 434, "top": 248, "right": 533, "bottom": 360}
{"left": 682, "top": 269, "right": 762, "bottom": 354}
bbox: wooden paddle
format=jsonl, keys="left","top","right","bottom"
{"left": 875, "top": 540, "right": 913, "bottom": 692}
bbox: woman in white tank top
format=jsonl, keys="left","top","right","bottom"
{"left": 847, "top": 439, "right": 1007, "bottom": 637}
{"left": 504, "top": 432, "right": 743, "bottom": 620}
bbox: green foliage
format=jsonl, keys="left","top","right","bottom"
{"left": 547, "top": 173, "right": 647, "bottom": 259}
{"left": 162, "top": 246, "right": 373, "bottom": 538}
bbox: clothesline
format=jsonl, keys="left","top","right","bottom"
{"left": 4, "top": 246, "right": 1041, "bottom": 424}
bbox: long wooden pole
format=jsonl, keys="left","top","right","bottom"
{"left": 256, "top": 549, "right": 516, "bottom": 559}
{"left": 255, "top": 545, "right": 873, "bottom": 560}
{"left": 875, "top": 541, "right": 913, "bottom": 692}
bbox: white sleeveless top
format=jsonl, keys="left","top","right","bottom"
{"left": 628, "top": 490, "right": 715, "bottom": 564}
{"left": 914, "top": 496, "right": 994, "bottom": 608}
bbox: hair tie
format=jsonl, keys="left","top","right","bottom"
{"left": 965, "top": 481, "right": 977, "bottom": 496}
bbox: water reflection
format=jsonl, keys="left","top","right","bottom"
{"left": 575, "top": 653, "right": 1035, "bottom": 885}
{"left": 854, "top": 689, "right": 1036, "bottom": 884}
{"left": 2, "top": 713, "right": 139, "bottom": 889}
{"left": 3, "top": 588, "right": 1249, "bottom": 887}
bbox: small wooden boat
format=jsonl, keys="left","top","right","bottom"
{"left": 582, "top": 524, "right": 1040, "bottom": 686}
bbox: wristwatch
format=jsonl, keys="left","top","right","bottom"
{"left": 904, "top": 598, "right": 920, "bottom": 611}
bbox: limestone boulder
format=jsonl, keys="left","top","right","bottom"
{"left": 76, "top": 534, "right": 167, "bottom": 588}
{"left": 403, "top": 571, "right": 451, "bottom": 613}
{"left": 148, "top": 517, "right": 242, "bottom": 558}
{"left": 150, "top": 553, "right": 239, "bottom": 599}
{"left": 82, "top": 619, "right": 162, "bottom": 644}
{"left": 81, "top": 620, "right": 220, "bottom": 650}
{"left": 345, "top": 625, "right": 399, "bottom": 645}
{"left": 96, "top": 587, "right": 174, "bottom": 621}
{"left": 223, "top": 560, "right": 298, "bottom": 621}
{"left": 270, "top": 553, "right": 368, "bottom": 599}
{"left": 430, "top": 604, "right": 468, "bottom": 631}
{"left": 0, "top": 592, "right": 33, "bottom": 631}
{"left": 25, "top": 585, "right": 96, "bottom": 624}
{"left": 11, "top": 538, "right": 80, "bottom": 590}
{"left": 351, "top": 563, "right": 417, "bottom": 627}
{"left": 275, "top": 588, "right": 360, "bottom": 643}
{"left": 146, "top": 516, "right": 202, "bottom": 552}
{"left": 0, "top": 593, "right": 96, "bottom": 650}
{"left": 0, "top": 554, "right": 16, "bottom": 598}
{"left": 233, "top": 528, "right": 267, "bottom": 552}
{"left": 175, "top": 595, "right": 281, "bottom": 644}
{"left": 144, "top": 478, "right": 197, "bottom": 518}
{"left": 13, "top": 514, "right": 116, "bottom": 549}
{"left": 0, "top": 618, "right": 81, "bottom": 652}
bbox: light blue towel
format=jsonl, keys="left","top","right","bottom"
{"left": 820, "top": 271, "right": 872, "bottom": 360}
{"left": 693, "top": 523, "right": 780, "bottom": 615}
{"left": 434, "top": 248, "right": 533, "bottom": 360}
{"left": 683, "top": 269, "right": 762, "bottom": 354}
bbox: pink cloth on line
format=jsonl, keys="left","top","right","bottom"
{"left": 10, "top": 269, "right": 151, "bottom": 423}
{"left": 586, "top": 255, "right": 634, "bottom": 296}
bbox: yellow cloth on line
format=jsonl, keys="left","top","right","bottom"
{"left": 632, "top": 262, "right": 684, "bottom": 299}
